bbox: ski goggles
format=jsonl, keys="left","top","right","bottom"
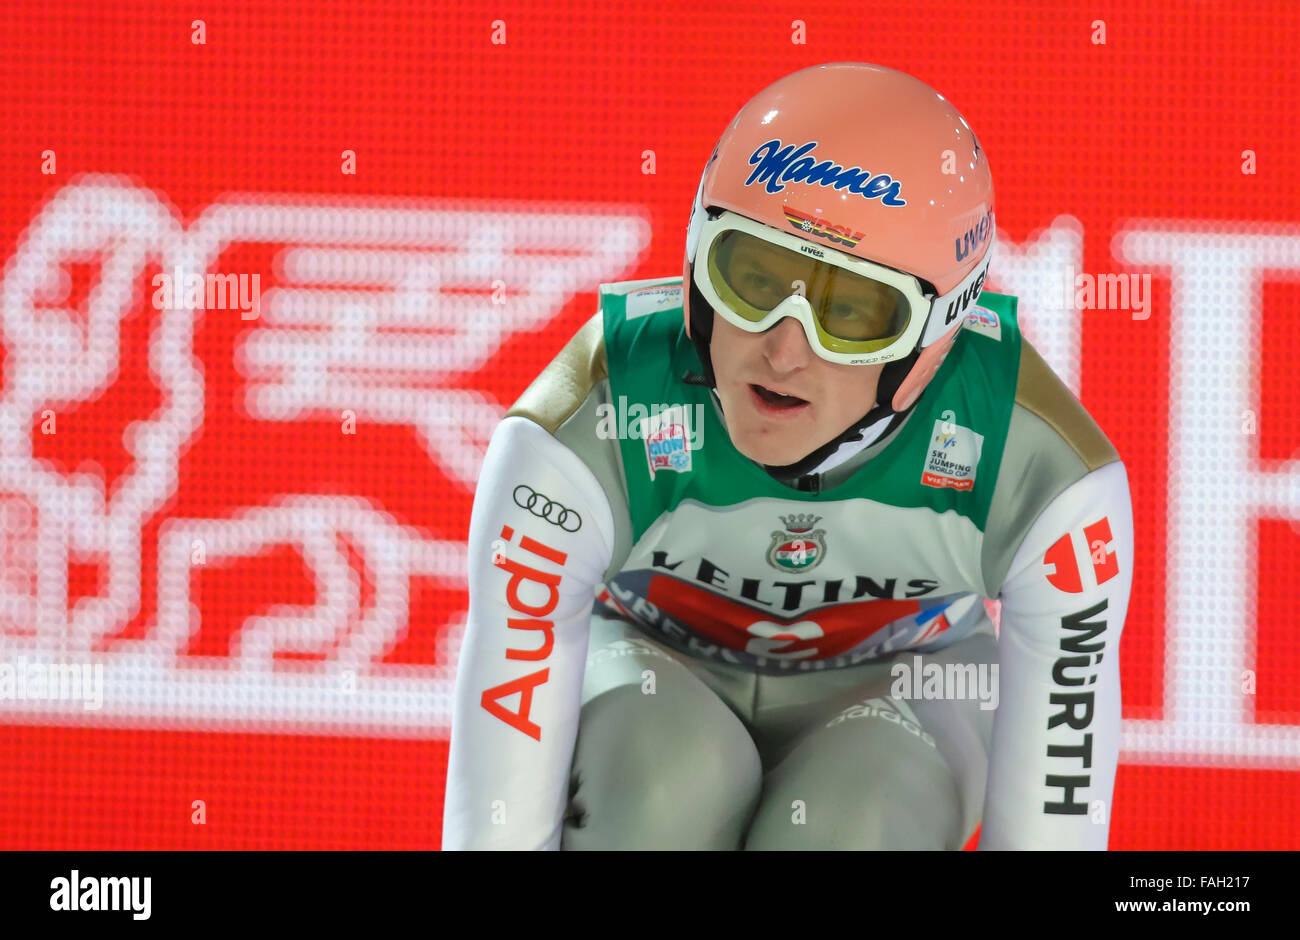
{"left": 692, "top": 209, "right": 992, "bottom": 366}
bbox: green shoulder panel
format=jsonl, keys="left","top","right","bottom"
{"left": 601, "top": 278, "right": 1023, "bottom": 543}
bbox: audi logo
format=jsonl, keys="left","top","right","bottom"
{"left": 513, "top": 484, "right": 582, "bottom": 532}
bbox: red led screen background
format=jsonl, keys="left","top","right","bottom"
{"left": 0, "top": 1, "right": 1297, "bottom": 849}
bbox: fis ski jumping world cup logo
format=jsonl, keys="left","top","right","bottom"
{"left": 921, "top": 412, "right": 984, "bottom": 491}
{"left": 767, "top": 513, "right": 827, "bottom": 571}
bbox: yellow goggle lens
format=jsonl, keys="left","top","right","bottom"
{"left": 707, "top": 229, "right": 911, "bottom": 351}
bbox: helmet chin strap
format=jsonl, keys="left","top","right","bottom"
{"left": 684, "top": 272, "right": 719, "bottom": 389}
{"left": 683, "top": 271, "right": 921, "bottom": 484}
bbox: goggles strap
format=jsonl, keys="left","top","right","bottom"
{"left": 917, "top": 245, "right": 994, "bottom": 348}
{"left": 684, "top": 265, "right": 719, "bottom": 389}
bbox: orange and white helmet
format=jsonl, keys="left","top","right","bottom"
{"left": 684, "top": 62, "right": 995, "bottom": 414}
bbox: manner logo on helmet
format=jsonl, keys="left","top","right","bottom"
{"left": 766, "top": 513, "right": 827, "bottom": 571}
{"left": 920, "top": 412, "right": 984, "bottom": 491}
{"left": 643, "top": 404, "right": 693, "bottom": 480}
{"left": 512, "top": 484, "right": 582, "bottom": 532}
{"left": 784, "top": 206, "right": 865, "bottom": 249}
{"left": 745, "top": 140, "right": 906, "bottom": 206}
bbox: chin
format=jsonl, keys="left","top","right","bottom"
{"left": 732, "top": 429, "right": 813, "bottom": 468}
{"left": 718, "top": 383, "right": 833, "bottom": 467}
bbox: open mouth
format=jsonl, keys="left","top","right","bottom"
{"left": 749, "top": 383, "right": 809, "bottom": 411}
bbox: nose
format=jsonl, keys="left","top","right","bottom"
{"left": 762, "top": 315, "right": 815, "bottom": 374}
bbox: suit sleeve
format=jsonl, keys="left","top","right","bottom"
{"left": 979, "top": 459, "right": 1134, "bottom": 850}
{"left": 441, "top": 416, "right": 615, "bottom": 850}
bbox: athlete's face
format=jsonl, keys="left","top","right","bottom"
{"left": 709, "top": 311, "right": 885, "bottom": 467}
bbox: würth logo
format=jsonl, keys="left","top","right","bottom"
{"left": 1043, "top": 517, "right": 1120, "bottom": 593}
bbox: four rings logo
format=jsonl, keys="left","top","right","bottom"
{"left": 513, "top": 484, "right": 582, "bottom": 532}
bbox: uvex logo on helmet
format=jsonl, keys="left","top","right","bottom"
{"left": 744, "top": 139, "right": 906, "bottom": 206}
{"left": 955, "top": 210, "right": 993, "bottom": 262}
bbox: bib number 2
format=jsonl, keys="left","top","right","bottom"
{"left": 744, "top": 620, "right": 824, "bottom": 660}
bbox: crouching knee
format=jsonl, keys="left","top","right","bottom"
{"left": 744, "top": 731, "right": 962, "bottom": 850}
{"left": 564, "top": 682, "right": 762, "bottom": 849}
